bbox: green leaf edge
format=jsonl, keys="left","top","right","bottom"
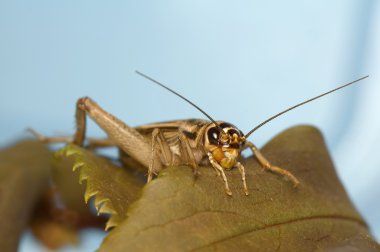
{"left": 55, "top": 145, "right": 122, "bottom": 230}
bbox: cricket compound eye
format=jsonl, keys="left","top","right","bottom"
{"left": 207, "top": 126, "right": 221, "bottom": 146}
{"left": 206, "top": 126, "right": 236, "bottom": 147}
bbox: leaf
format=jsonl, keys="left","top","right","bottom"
{"left": 31, "top": 151, "right": 108, "bottom": 249}
{"left": 0, "top": 141, "right": 51, "bottom": 252}
{"left": 99, "top": 126, "right": 379, "bottom": 251}
{"left": 56, "top": 144, "right": 144, "bottom": 230}
{"left": 51, "top": 154, "right": 89, "bottom": 215}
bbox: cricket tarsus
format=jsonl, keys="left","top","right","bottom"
{"left": 244, "top": 75, "right": 369, "bottom": 138}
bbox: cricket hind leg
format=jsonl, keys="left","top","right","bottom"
{"left": 29, "top": 127, "right": 121, "bottom": 169}
{"left": 86, "top": 138, "right": 116, "bottom": 150}
{"left": 27, "top": 128, "right": 72, "bottom": 144}
{"left": 29, "top": 97, "right": 116, "bottom": 149}
{"left": 28, "top": 128, "right": 116, "bottom": 149}
{"left": 74, "top": 97, "right": 160, "bottom": 170}
{"left": 27, "top": 97, "right": 108, "bottom": 147}
{"left": 32, "top": 97, "right": 159, "bottom": 172}
{"left": 244, "top": 141, "right": 300, "bottom": 187}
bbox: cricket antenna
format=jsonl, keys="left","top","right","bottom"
{"left": 244, "top": 75, "right": 369, "bottom": 139}
{"left": 136, "top": 71, "right": 223, "bottom": 131}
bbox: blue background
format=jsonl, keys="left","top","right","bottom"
{"left": 0, "top": 1, "right": 379, "bottom": 251}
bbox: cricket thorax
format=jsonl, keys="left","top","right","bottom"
{"left": 204, "top": 122, "right": 246, "bottom": 169}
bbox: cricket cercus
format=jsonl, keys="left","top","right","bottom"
{"left": 29, "top": 72, "right": 368, "bottom": 196}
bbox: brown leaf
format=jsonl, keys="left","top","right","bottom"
{"left": 0, "top": 141, "right": 51, "bottom": 252}
{"left": 30, "top": 217, "right": 79, "bottom": 250}
{"left": 98, "top": 126, "right": 379, "bottom": 252}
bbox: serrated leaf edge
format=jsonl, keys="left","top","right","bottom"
{"left": 56, "top": 144, "right": 125, "bottom": 230}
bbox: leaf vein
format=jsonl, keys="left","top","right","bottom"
{"left": 190, "top": 215, "right": 367, "bottom": 251}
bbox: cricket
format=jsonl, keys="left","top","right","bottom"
{"left": 29, "top": 73, "right": 369, "bottom": 196}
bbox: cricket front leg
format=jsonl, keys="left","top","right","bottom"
{"left": 244, "top": 141, "right": 300, "bottom": 187}
{"left": 235, "top": 162, "right": 249, "bottom": 196}
{"left": 75, "top": 97, "right": 162, "bottom": 171}
{"left": 207, "top": 153, "right": 232, "bottom": 196}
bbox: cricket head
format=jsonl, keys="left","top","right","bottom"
{"left": 204, "top": 122, "right": 246, "bottom": 169}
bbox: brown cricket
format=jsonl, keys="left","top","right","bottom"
{"left": 29, "top": 73, "right": 368, "bottom": 196}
